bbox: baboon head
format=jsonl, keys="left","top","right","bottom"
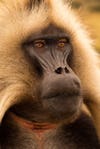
{"left": 0, "top": 1, "right": 100, "bottom": 135}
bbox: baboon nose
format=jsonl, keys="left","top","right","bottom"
{"left": 55, "top": 67, "right": 70, "bottom": 74}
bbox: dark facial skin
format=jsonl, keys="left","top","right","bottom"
{"left": 9, "top": 25, "right": 82, "bottom": 124}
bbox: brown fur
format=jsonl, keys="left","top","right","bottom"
{"left": 0, "top": 0, "right": 100, "bottom": 148}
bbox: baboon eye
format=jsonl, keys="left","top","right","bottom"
{"left": 57, "top": 38, "right": 68, "bottom": 48}
{"left": 34, "top": 40, "right": 45, "bottom": 48}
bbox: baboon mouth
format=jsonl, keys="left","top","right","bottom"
{"left": 42, "top": 91, "right": 81, "bottom": 100}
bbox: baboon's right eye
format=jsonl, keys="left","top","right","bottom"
{"left": 34, "top": 40, "right": 46, "bottom": 48}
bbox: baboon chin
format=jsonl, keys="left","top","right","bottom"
{"left": 0, "top": 0, "right": 100, "bottom": 149}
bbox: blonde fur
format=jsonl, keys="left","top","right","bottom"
{"left": 0, "top": 0, "right": 100, "bottom": 138}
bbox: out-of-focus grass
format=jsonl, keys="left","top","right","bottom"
{"left": 72, "top": 0, "right": 100, "bottom": 52}
{"left": 84, "top": 12, "right": 100, "bottom": 52}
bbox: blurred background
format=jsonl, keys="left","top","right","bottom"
{"left": 72, "top": 0, "right": 100, "bottom": 53}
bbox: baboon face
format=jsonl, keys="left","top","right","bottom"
{"left": 0, "top": 2, "right": 100, "bottom": 148}
{"left": 6, "top": 24, "right": 82, "bottom": 124}
{"left": 0, "top": 0, "right": 83, "bottom": 125}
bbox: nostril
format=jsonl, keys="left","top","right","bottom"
{"left": 74, "top": 80, "right": 81, "bottom": 89}
{"left": 55, "top": 67, "right": 63, "bottom": 74}
{"left": 65, "top": 67, "right": 70, "bottom": 73}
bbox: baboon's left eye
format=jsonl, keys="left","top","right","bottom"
{"left": 57, "top": 38, "right": 69, "bottom": 48}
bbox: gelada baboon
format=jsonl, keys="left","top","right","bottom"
{"left": 0, "top": 0, "right": 100, "bottom": 148}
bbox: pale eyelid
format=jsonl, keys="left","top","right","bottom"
{"left": 34, "top": 39, "right": 46, "bottom": 48}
